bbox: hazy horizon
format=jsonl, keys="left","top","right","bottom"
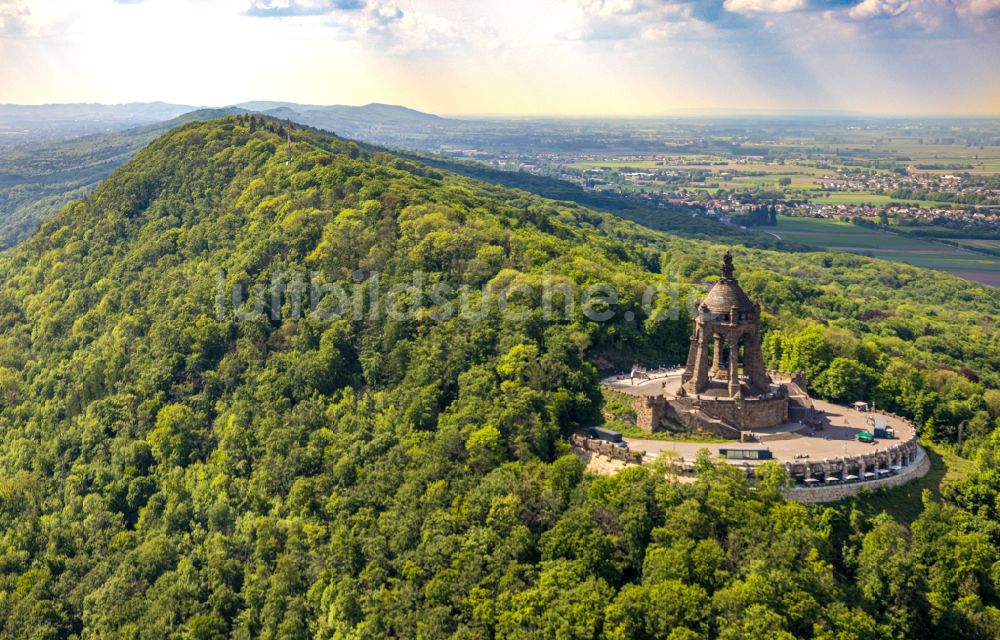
{"left": 2, "top": 100, "right": 999, "bottom": 120}
{"left": 1, "top": 1, "right": 998, "bottom": 117}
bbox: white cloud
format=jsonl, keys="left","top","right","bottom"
{"left": 847, "top": 0, "right": 909, "bottom": 20}
{"left": 842, "top": 0, "right": 972, "bottom": 32}
{"left": 723, "top": 0, "right": 805, "bottom": 14}
{"left": 954, "top": 0, "right": 1000, "bottom": 17}
{"left": 245, "top": 0, "right": 365, "bottom": 18}
{"left": 243, "top": 0, "right": 463, "bottom": 53}
{"left": 561, "top": 0, "right": 703, "bottom": 41}
{"left": 0, "top": 0, "right": 35, "bottom": 38}
{"left": 325, "top": 0, "right": 463, "bottom": 53}
{"left": 0, "top": 0, "right": 85, "bottom": 39}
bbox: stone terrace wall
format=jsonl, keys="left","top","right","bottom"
{"left": 570, "top": 434, "right": 641, "bottom": 465}
{"left": 632, "top": 396, "right": 669, "bottom": 433}
{"left": 695, "top": 391, "right": 789, "bottom": 430}
{"left": 784, "top": 446, "right": 930, "bottom": 503}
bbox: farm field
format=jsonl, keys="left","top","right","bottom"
{"left": 773, "top": 215, "right": 1000, "bottom": 287}
{"left": 568, "top": 141, "right": 1000, "bottom": 175}
{"left": 680, "top": 185, "right": 958, "bottom": 209}
{"left": 885, "top": 141, "right": 1000, "bottom": 174}
{"left": 569, "top": 158, "right": 825, "bottom": 174}
{"left": 952, "top": 239, "right": 1000, "bottom": 251}
{"left": 810, "top": 192, "right": 957, "bottom": 208}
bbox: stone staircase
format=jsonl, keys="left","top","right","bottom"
{"left": 757, "top": 430, "right": 803, "bottom": 443}
{"left": 676, "top": 407, "right": 741, "bottom": 439}
{"left": 787, "top": 380, "right": 812, "bottom": 406}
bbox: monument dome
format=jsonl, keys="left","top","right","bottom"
{"left": 701, "top": 252, "right": 755, "bottom": 313}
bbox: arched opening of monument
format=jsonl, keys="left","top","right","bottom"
{"left": 709, "top": 333, "right": 730, "bottom": 379}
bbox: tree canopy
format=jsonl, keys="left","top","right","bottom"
{"left": 0, "top": 116, "right": 998, "bottom": 639}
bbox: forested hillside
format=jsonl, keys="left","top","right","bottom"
{"left": 389, "top": 150, "right": 789, "bottom": 251}
{"left": 0, "top": 117, "right": 998, "bottom": 639}
{"left": 0, "top": 108, "right": 244, "bottom": 249}
{"left": 0, "top": 105, "right": 788, "bottom": 255}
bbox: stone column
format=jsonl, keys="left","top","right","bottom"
{"left": 694, "top": 329, "right": 710, "bottom": 393}
{"left": 742, "top": 318, "right": 771, "bottom": 395}
{"left": 683, "top": 321, "right": 713, "bottom": 395}
{"left": 681, "top": 333, "right": 698, "bottom": 387}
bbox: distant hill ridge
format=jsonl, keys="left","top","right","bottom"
{"left": 235, "top": 100, "right": 447, "bottom": 123}
{"left": 0, "top": 103, "right": 787, "bottom": 251}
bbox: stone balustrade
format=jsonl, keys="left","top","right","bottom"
{"left": 783, "top": 438, "right": 920, "bottom": 482}
{"left": 785, "top": 446, "right": 930, "bottom": 503}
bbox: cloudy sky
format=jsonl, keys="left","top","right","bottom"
{"left": 0, "top": 0, "right": 998, "bottom": 115}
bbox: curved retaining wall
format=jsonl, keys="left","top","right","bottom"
{"left": 581, "top": 408, "right": 927, "bottom": 502}
{"left": 783, "top": 445, "right": 930, "bottom": 503}
{"left": 574, "top": 437, "right": 930, "bottom": 504}
{"left": 782, "top": 437, "right": 921, "bottom": 480}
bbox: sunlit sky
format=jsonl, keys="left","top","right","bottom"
{"left": 1, "top": 0, "right": 998, "bottom": 115}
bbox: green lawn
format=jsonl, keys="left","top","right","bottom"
{"left": 721, "top": 174, "right": 819, "bottom": 189}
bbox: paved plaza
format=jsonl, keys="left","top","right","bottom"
{"left": 622, "top": 399, "right": 914, "bottom": 467}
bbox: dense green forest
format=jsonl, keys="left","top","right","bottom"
{"left": 0, "top": 109, "right": 245, "bottom": 250}
{"left": 391, "top": 150, "right": 789, "bottom": 250}
{"left": 0, "top": 116, "right": 998, "bottom": 639}
{"left": 0, "top": 109, "right": 790, "bottom": 256}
